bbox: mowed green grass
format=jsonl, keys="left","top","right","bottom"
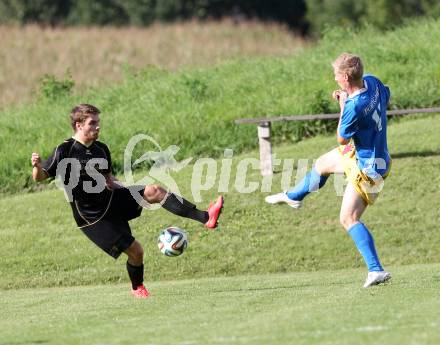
{"left": 1, "top": 263, "right": 440, "bottom": 345}
{"left": 0, "top": 115, "right": 439, "bottom": 289}
{"left": 0, "top": 115, "right": 439, "bottom": 344}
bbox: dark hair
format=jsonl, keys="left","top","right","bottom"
{"left": 70, "top": 104, "right": 100, "bottom": 131}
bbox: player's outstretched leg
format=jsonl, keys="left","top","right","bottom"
{"left": 144, "top": 185, "right": 224, "bottom": 229}
{"left": 266, "top": 148, "right": 344, "bottom": 208}
{"left": 265, "top": 167, "right": 328, "bottom": 208}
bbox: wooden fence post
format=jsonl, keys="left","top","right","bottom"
{"left": 257, "top": 121, "right": 273, "bottom": 176}
{"left": 235, "top": 107, "right": 440, "bottom": 177}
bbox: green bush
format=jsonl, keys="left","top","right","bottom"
{"left": 65, "top": 0, "right": 128, "bottom": 26}
{"left": 39, "top": 72, "right": 75, "bottom": 100}
{"left": 306, "top": 0, "right": 440, "bottom": 36}
{"left": 0, "top": 0, "right": 69, "bottom": 25}
{"left": 0, "top": 0, "right": 307, "bottom": 28}
{"left": 2, "top": 0, "right": 440, "bottom": 36}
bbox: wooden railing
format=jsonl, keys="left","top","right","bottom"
{"left": 234, "top": 107, "right": 440, "bottom": 176}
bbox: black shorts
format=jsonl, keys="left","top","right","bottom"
{"left": 80, "top": 185, "right": 145, "bottom": 259}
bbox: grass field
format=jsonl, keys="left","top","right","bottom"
{"left": 0, "top": 114, "right": 439, "bottom": 345}
{"left": 1, "top": 18, "right": 440, "bottom": 345}
{"left": 1, "top": 264, "right": 440, "bottom": 345}
{"left": 1, "top": 114, "right": 439, "bottom": 289}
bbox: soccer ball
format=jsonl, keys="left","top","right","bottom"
{"left": 157, "top": 227, "right": 188, "bottom": 257}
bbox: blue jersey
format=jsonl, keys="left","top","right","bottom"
{"left": 339, "top": 75, "right": 391, "bottom": 178}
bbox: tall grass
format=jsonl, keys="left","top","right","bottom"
{"left": 0, "top": 20, "right": 305, "bottom": 108}
{"left": 1, "top": 19, "right": 440, "bottom": 194}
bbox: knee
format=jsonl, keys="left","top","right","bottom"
{"left": 143, "top": 184, "right": 166, "bottom": 203}
{"left": 314, "top": 156, "right": 325, "bottom": 175}
{"left": 127, "top": 241, "right": 144, "bottom": 264}
{"left": 339, "top": 213, "right": 358, "bottom": 231}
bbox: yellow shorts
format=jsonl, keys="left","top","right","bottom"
{"left": 338, "top": 144, "right": 391, "bottom": 205}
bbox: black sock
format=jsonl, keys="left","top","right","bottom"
{"left": 126, "top": 261, "right": 144, "bottom": 290}
{"left": 162, "top": 193, "right": 209, "bottom": 224}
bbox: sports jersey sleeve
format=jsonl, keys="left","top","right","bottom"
{"left": 41, "top": 146, "right": 62, "bottom": 178}
{"left": 384, "top": 85, "right": 390, "bottom": 104}
{"left": 339, "top": 100, "right": 359, "bottom": 140}
{"left": 102, "top": 143, "right": 113, "bottom": 174}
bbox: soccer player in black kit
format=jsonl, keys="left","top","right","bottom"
{"left": 31, "top": 104, "right": 223, "bottom": 298}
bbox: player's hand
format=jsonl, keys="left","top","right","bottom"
{"left": 31, "top": 153, "right": 41, "bottom": 167}
{"left": 338, "top": 90, "right": 348, "bottom": 104}
{"left": 332, "top": 90, "right": 348, "bottom": 110}
{"left": 332, "top": 89, "right": 347, "bottom": 101}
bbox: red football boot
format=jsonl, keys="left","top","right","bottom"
{"left": 131, "top": 284, "right": 150, "bottom": 299}
{"left": 205, "top": 196, "right": 224, "bottom": 229}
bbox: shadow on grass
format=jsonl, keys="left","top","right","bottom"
{"left": 0, "top": 340, "right": 48, "bottom": 345}
{"left": 158, "top": 280, "right": 354, "bottom": 296}
{"left": 391, "top": 150, "right": 440, "bottom": 159}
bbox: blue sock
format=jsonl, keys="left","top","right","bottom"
{"left": 286, "top": 168, "right": 328, "bottom": 201}
{"left": 348, "top": 222, "right": 383, "bottom": 272}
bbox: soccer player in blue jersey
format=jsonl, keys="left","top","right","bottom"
{"left": 266, "top": 53, "right": 392, "bottom": 287}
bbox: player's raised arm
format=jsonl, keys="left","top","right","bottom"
{"left": 105, "top": 173, "right": 124, "bottom": 190}
{"left": 333, "top": 90, "right": 350, "bottom": 145}
{"left": 31, "top": 152, "right": 48, "bottom": 182}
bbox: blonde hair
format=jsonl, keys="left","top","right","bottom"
{"left": 70, "top": 104, "right": 100, "bottom": 131}
{"left": 332, "top": 53, "right": 363, "bottom": 82}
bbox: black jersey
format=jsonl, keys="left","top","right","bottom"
{"left": 41, "top": 138, "right": 114, "bottom": 227}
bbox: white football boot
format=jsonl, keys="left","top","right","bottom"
{"left": 265, "top": 192, "right": 303, "bottom": 209}
{"left": 363, "top": 271, "right": 391, "bottom": 288}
